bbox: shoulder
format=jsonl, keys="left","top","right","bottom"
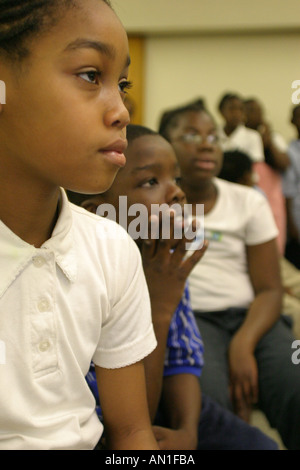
{"left": 288, "top": 139, "right": 300, "bottom": 149}
{"left": 69, "top": 201, "right": 140, "bottom": 260}
{"left": 288, "top": 140, "right": 300, "bottom": 161}
{"left": 272, "top": 131, "right": 288, "bottom": 151}
{"left": 70, "top": 202, "right": 128, "bottom": 235}
{"left": 242, "top": 126, "right": 262, "bottom": 143}
{"left": 214, "top": 177, "right": 264, "bottom": 202}
{"left": 214, "top": 178, "right": 271, "bottom": 222}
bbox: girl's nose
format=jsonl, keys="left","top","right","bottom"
{"left": 104, "top": 92, "right": 130, "bottom": 129}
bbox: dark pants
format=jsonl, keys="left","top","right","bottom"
{"left": 195, "top": 308, "right": 300, "bottom": 450}
{"left": 155, "top": 392, "right": 278, "bottom": 450}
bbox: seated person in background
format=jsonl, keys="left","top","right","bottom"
{"left": 244, "top": 98, "right": 289, "bottom": 171}
{"left": 67, "top": 124, "right": 279, "bottom": 450}
{"left": 158, "top": 103, "right": 300, "bottom": 450}
{"left": 244, "top": 98, "right": 290, "bottom": 255}
{"left": 217, "top": 92, "right": 265, "bottom": 163}
{"left": 219, "top": 150, "right": 300, "bottom": 340}
{"left": 282, "top": 105, "right": 300, "bottom": 269}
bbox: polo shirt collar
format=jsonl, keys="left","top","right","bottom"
{"left": 0, "top": 189, "right": 77, "bottom": 299}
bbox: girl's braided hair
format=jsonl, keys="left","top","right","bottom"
{"left": 0, "top": 0, "right": 111, "bottom": 62}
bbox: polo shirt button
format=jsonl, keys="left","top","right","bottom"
{"left": 39, "top": 340, "right": 51, "bottom": 352}
{"left": 38, "top": 299, "right": 50, "bottom": 312}
{"left": 33, "top": 256, "right": 46, "bottom": 268}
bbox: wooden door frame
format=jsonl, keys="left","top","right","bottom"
{"left": 126, "top": 36, "right": 145, "bottom": 125}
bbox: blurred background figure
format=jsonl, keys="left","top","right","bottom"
{"left": 217, "top": 92, "right": 264, "bottom": 163}
{"left": 219, "top": 149, "right": 300, "bottom": 340}
{"left": 282, "top": 105, "right": 300, "bottom": 269}
{"left": 244, "top": 98, "right": 290, "bottom": 256}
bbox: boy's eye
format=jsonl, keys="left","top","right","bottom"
{"left": 175, "top": 176, "right": 182, "bottom": 187}
{"left": 119, "top": 80, "right": 133, "bottom": 95}
{"left": 141, "top": 178, "right": 158, "bottom": 188}
{"left": 78, "top": 70, "right": 101, "bottom": 85}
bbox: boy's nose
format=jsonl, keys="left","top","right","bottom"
{"left": 166, "top": 181, "right": 185, "bottom": 206}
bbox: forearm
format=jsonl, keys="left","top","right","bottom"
{"left": 144, "top": 304, "right": 172, "bottom": 422}
{"left": 234, "top": 288, "right": 282, "bottom": 351}
{"left": 238, "top": 240, "right": 283, "bottom": 350}
{"left": 265, "top": 143, "right": 290, "bottom": 171}
{"left": 96, "top": 363, "right": 159, "bottom": 450}
{"left": 106, "top": 427, "right": 158, "bottom": 450}
{"left": 160, "top": 374, "right": 201, "bottom": 445}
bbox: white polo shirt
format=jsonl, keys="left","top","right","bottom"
{"left": 0, "top": 190, "right": 156, "bottom": 450}
{"left": 188, "top": 178, "right": 278, "bottom": 312}
{"left": 218, "top": 124, "right": 264, "bottom": 162}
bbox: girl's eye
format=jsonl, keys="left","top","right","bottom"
{"left": 119, "top": 80, "right": 133, "bottom": 95}
{"left": 78, "top": 71, "right": 101, "bottom": 85}
{"left": 141, "top": 178, "right": 158, "bottom": 188}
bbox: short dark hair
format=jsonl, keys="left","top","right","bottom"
{"left": 126, "top": 123, "right": 158, "bottom": 145}
{"left": 218, "top": 92, "right": 242, "bottom": 112}
{"left": 158, "top": 98, "right": 207, "bottom": 141}
{"left": 218, "top": 150, "right": 253, "bottom": 183}
{"left": 0, "top": 0, "right": 111, "bottom": 62}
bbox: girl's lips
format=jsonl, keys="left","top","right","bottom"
{"left": 194, "top": 159, "right": 216, "bottom": 170}
{"left": 99, "top": 139, "right": 128, "bottom": 167}
{"left": 99, "top": 149, "right": 127, "bottom": 167}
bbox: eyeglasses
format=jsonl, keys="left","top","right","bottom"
{"left": 177, "top": 133, "right": 219, "bottom": 145}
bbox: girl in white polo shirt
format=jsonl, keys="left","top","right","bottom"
{"left": 159, "top": 101, "right": 300, "bottom": 450}
{"left": 0, "top": 0, "right": 158, "bottom": 450}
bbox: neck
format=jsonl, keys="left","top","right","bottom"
{"left": 181, "top": 178, "right": 217, "bottom": 214}
{"left": 224, "top": 123, "right": 238, "bottom": 136}
{"left": 0, "top": 182, "right": 61, "bottom": 248}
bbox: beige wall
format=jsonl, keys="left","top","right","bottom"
{"left": 114, "top": 0, "right": 300, "bottom": 34}
{"left": 144, "top": 32, "right": 299, "bottom": 140}
{"left": 114, "top": 0, "right": 300, "bottom": 141}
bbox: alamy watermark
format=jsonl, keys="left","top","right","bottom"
{"left": 0, "top": 80, "right": 6, "bottom": 105}
{"left": 292, "top": 340, "right": 300, "bottom": 365}
{"left": 96, "top": 196, "right": 204, "bottom": 250}
{"left": 291, "top": 80, "right": 300, "bottom": 105}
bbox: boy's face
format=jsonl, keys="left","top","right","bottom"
{"left": 0, "top": 0, "right": 130, "bottom": 195}
{"left": 167, "top": 111, "right": 223, "bottom": 184}
{"left": 100, "top": 134, "right": 185, "bottom": 218}
{"left": 244, "top": 101, "right": 263, "bottom": 129}
{"left": 221, "top": 98, "right": 245, "bottom": 127}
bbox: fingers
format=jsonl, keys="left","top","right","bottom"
{"left": 141, "top": 211, "right": 207, "bottom": 274}
{"left": 230, "top": 372, "right": 258, "bottom": 423}
{"left": 141, "top": 210, "right": 178, "bottom": 259}
{"left": 178, "top": 239, "right": 208, "bottom": 274}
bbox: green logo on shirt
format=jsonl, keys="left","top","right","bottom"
{"left": 205, "top": 230, "right": 223, "bottom": 242}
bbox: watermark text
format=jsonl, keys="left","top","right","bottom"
{"left": 292, "top": 339, "right": 300, "bottom": 365}
{"left": 0, "top": 80, "right": 6, "bottom": 105}
{"left": 96, "top": 196, "right": 204, "bottom": 250}
{"left": 291, "top": 80, "right": 300, "bottom": 105}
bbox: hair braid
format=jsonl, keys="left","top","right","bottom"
{"left": 0, "top": 0, "right": 112, "bottom": 61}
